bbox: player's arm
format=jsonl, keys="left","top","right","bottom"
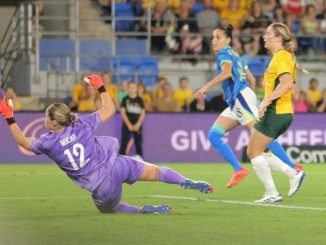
{"left": 246, "top": 68, "right": 256, "bottom": 91}
{"left": 257, "top": 73, "right": 293, "bottom": 119}
{"left": 204, "top": 62, "right": 232, "bottom": 90}
{"left": 85, "top": 75, "right": 116, "bottom": 123}
{"left": 0, "top": 97, "right": 33, "bottom": 151}
{"left": 264, "top": 73, "right": 293, "bottom": 103}
{"left": 195, "top": 62, "right": 232, "bottom": 99}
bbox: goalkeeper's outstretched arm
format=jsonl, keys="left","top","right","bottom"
{"left": 84, "top": 74, "right": 116, "bottom": 123}
{"left": 0, "top": 96, "right": 33, "bottom": 151}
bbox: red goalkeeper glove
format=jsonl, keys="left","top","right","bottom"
{"left": 84, "top": 74, "right": 106, "bottom": 93}
{"left": 0, "top": 96, "right": 15, "bottom": 125}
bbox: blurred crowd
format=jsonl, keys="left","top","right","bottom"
{"left": 68, "top": 73, "right": 326, "bottom": 113}
{"left": 96, "top": 0, "right": 326, "bottom": 57}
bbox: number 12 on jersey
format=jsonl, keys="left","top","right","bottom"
{"left": 64, "top": 143, "right": 90, "bottom": 170}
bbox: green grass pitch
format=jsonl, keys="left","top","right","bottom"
{"left": 1, "top": 163, "right": 326, "bottom": 245}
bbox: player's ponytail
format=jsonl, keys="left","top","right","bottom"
{"left": 46, "top": 103, "right": 77, "bottom": 127}
{"left": 67, "top": 112, "right": 77, "bottom": 125}
{"left": 217, "top": 24, "right": 233, "bottom": 41}
{"left": 270, "top": 22, "right": 309, "bottom": 74}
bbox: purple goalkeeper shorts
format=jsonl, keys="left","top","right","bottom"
{"left": 91, "top": 155, "right": 145, "bottom": 212}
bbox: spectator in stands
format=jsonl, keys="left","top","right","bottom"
{"left": 220, "top": 0, "right": 247, "bottom": 30}
{"left": 152, "top": 76, "right": 167, "bottom": 99}
{"left": 316, "top": 88, "right": 326, "bottom": 113}
{"left": 102, "top": 72, "right": 119, "bottom": 107}
{"left": 77, "top": 85, "right": 98, "bottom": 112}
{"left": 299, "top": 4, "right": 321, "bottom": 54}
{"left": 318, "top": 10, "right": 326, "bottom": 54}
{"left": 213, "top": 0, "right": 251, "bottom": 13}
{"left": 196, "top": 0, "right": 219, "bottom": 53}
{"left": 189, "top": 94, "right": 211, "bottom": 112}
{"left": 307, "top": 78, "right": 322, "bottom": 107}
{"left": 97, "top": 0, "right": 111, "bottom": 23}
{"left": 293, "top": 89, "right": 313, "bottom": 113}
{"left": 173, "top": 76, "right": 194, "bottom": 111}
{"left": 70, "top": 74, "right": 87, "bottom": 111}
{"left": 243, "top": 1, "right": 271, "bottom": 31}
{"left": 0, "top": 80, "right": 5, "bottom": 98}
{"left": 6, "top": 87, "right": 21, "bottom": 112}
{"left": 118, "top": 80, "right": 129, "bottom": 106}
{"left": 272, "top": 5, "right": 287, "bottom": 24}
{"left": 172, "top": 0, "right": 203, "bottom": 56}
{"left": 280, "top": 0, "right": 305, "bottom": 32}
{"left": 119, "top": 81, "right": 145, "bottom": 160}
{"left": 152, "top": 82, "right": 181, "bottom": 112}
{"left": 208, "top": 93, "right": 228, "bottom": 112}
{"left": 257, "top": 0, "right": 277, "bottom": 18}
{"left": 138, "top": 82, "right": 153, "bottom": 111}
{"left": 141, "top": 0, "right": 175, "bottom": 53}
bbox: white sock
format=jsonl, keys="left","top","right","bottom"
{"left": 263, "top": 153, "right": 297, "bottom": 178}
{"left": 251, "top": 155, "right": 279, "bottom": 196}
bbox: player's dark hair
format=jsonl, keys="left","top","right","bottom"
{"left": 46, "top": 103, "right": 77, "bottom": 127}
{"left": 217, "top": 24, "right": 234, "bottom": 40}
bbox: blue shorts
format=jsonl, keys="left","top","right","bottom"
{"left": 91, "top": 155, "right": 145, "bottom": 211}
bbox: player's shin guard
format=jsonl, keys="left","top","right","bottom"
{"left": 267, "top": 141, "right": 296, "bottom": 168}
{"left": 251, "top": 155, "right": 279, "bottom": 196}
{"left": 208, "top": 124, "right": 242, "bottom": 171}
{"left": 157, "top": 166, "right": 185, "bottom": 184}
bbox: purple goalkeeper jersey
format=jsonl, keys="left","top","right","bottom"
{"left": 31, "top": 112, "right": 119, "bottom": 192}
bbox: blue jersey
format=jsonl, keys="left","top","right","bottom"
{"left": 216, "top": 45, "right": 249, "bottom": 107}
{"left": 31, "top": 112, "right": 119, "bottom": 192}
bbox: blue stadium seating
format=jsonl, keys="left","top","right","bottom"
{"left": 39, "top": 39, "right": 75, "bottom": 71}
{"left": 116, "top": 39, "right": 147, "bottom": 56}
{"left": 114, "top": 3, "right": 135, "bottom": 31}
{"left": 137, "top": 57, "right": 159, "bottom": 86}
{"left": 193, "top": 2, "right": 204, "bottom": 14}
{"left": 111, "top": 57, "right": 136, "bottom": 82}
{"left": 247, "top": 57, "right": 270, "bottom": 76}
{"left": 80, "top": 40, "right": 111, "bottom": 71}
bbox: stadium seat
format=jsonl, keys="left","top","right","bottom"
{"left": 114, "top": 3, "right": 135, "bottom": 31}
{"left": 111, "top": 57, "right": 136, "bottom": 83}
{"left": 247, "top": 57, "right": 267, "bottom": 76}
{"left": 193, "top": 2, "right": 204, "bottom": 14}
{"left": 137, "top": 57, "right": 159, "bottom": 86}
{"left": 116, "top": 39, "right": 147, "bottom": 56}
{"left": 39, "top": 39, "right": 75, "bottom": 71}
{"left": 80, "top": 40, "right": 111, "bottom": 71}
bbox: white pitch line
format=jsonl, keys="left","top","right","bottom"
{"left": 0, "top": 196, "right": 88, "bottom": 200}
{"left": 1, "top": 194, "right": 326, "bottom": 212}
{"left": 131, "top": 194, "right": 326, "bottom": 211}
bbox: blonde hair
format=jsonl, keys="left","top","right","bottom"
{"left": 269, "top": 22, "right": 308, "bottom": 74}
{"left": 46, "top": 103, "right": 77, "bottom": 127}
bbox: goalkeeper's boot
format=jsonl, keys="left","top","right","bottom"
{"left": 142, "top": 204, "right": 172, "bottom": 214}
{"left": 226, "top": 167, "right": 249, "bottom": 188}
{"left": 180, "top": 179, "right": 214, "bottom": 194}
